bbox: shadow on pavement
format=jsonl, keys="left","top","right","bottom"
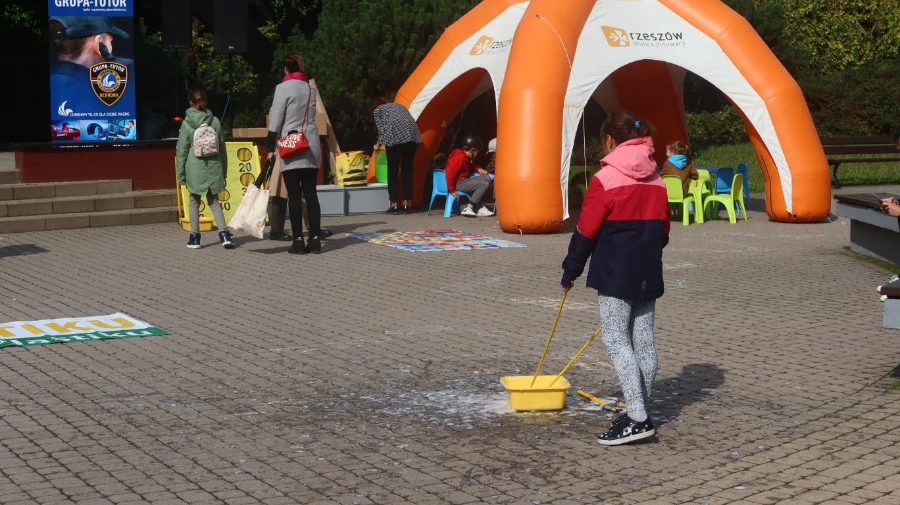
{"left": 0, "top": 244, "right": 50, "bottom": 258}
{"left": 652, "top": 363, "right": 726, "bottom": 425}
{"left": 243, "top": 221, "right": 392, "bottom": 254}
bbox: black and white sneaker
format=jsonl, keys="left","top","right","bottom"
{"left": 598, "top": 416, "right": 655, "bottom": 446}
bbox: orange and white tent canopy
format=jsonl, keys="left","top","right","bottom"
{"left": 390, "top": 0, "right": 831, "bottom": 233}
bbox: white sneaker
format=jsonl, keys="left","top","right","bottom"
{"left": 461, "top": 206, "right": 477, "bottom": 217}
{"left": 477, "top": 206, "right": 495, "bottom": 217}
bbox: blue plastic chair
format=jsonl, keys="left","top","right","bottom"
{"left": 713, "top": 167, "right": 735, "bottom": 213}
{"left": 714, "top": 165, "right": 752, "bottom": 212}
{"left": 715, "top": 167, "right": 735, "bottom": 195}
{"left": 427, "top": 170, "right": 471, "bottom": 217}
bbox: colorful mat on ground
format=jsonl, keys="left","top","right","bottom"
{"left": 347, "top": 229, "right": 526, "bottom": 252}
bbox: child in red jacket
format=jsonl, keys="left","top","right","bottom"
{"left": 445, "top": 135, "right": 495, "bottom": 217}
{"left": 561, "top": 109, "right": 670, "bottom": 446}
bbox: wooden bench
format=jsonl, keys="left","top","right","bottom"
{"left": 821, "top": 136, "right": 900, "bottom": 188}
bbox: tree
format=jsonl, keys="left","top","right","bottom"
{"left": 278, "top": 0, "right": 478, "bottom": 149}
{"left": 254, "top": 0, "right": 322, "bottom": 42}
{"left": 1, "top": 3, "right": 46, "bottom": 145}
{"left": 800, "top": 58, "right": 900, "bottom": 136}
{"left": 783, "top": 0, "right": 900, "bottom": 72}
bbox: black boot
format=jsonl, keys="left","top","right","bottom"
{"left": 219, "top": 230, "right": 235, "bottom": 249}
{"left": 307, "top": 235, "right": 321, "bottom": 254}
{"left": 269, "top": 231, "right": 293, "bottom": 241}
{"left": 289, "top": 237, "right": 307, "bottom": 255}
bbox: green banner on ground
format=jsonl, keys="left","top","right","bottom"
{"left": 0, "top": 313, "right": 170, "bottom": 349}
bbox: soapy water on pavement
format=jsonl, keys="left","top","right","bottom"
{"left": 346, "top": 380, "right": 625, "bottom": 429}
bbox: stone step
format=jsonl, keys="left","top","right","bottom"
{"left": 0, "top": 180, "right": 133, "bottom": 202}
{"left": 0, "top": 207, "right": 179, "bottom": 234}
{"left": 0, "top": 170, "right": 18, "bottom": 185}
{"left": 0, "top": 190, "right": 177, "bottom": 218}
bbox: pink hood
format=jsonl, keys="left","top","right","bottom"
{"left": 600, "top": 137, "right": 658, "bottom": 182}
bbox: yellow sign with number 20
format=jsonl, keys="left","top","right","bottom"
{"left": 176, "top": 142, "right": 263, "bottom": 231}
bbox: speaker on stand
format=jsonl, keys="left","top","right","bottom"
{"left": 161, "top": 0, "right": 192, "bottom": 126}
{"left": 215, "top": 0, "right": 249, "bottom": 137}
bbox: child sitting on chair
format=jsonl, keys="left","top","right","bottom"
{"left": 659, "top": 140, "right": 699, "bottom": 197}
{"left": 445, "top": 135, "right": 495, "bottom": 217}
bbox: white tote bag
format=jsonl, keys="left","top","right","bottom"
{"left": 229, "top": 184, "right": 269, "bottom": 239}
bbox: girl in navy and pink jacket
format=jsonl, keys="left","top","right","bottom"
{"left": 561, "top": 109, "right": 670, "bottom": 446}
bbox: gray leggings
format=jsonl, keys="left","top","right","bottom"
{"left": 189, "top": 191, "right": 227, "bottom": 234}
{"left": 598, "top": 295, "right": 657, "bottom": 412}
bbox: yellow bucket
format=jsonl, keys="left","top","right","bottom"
{"left": 501, "top": 375, "right": 571, "bottom": 412}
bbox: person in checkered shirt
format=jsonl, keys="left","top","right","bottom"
{"left": 373, "top": 102, "right": 423, "bottom": 214}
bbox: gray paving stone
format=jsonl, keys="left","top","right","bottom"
{"left": 0, "top": 198, "right": 899, "bottom": 505}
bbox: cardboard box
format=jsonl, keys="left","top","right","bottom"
{"left": 263, "top": 112, "right": 328, "bottom": 136}
{"left": 232, "top": 128, "right": 268, "bottom": 139}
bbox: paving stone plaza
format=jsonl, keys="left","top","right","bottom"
{"left": 1, "top": 195, "right": 899, "bottom": 505}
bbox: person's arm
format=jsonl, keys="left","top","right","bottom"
{"left": 267, "top": 85, "right": 286, "bottom": 157}
{"left": 175, "top": 124, "right": 190, "bottom": 186}
{"left": 216, "top": 118, "right": 227, "bottom": 180}
{"left": 662, "top": 199, "right": 671, "bottom": 249}
{"left": 659, "top": 162, "right": 671, "bottom": 177}
{"left": 445, "top": 155, "right": 465, "bottom": 195}
{"left": 883, "top": 201, "right": 900, "bottom": 217}
{"left": 561, "top": 180, "right": 609, "bottom": 289}
{"left": 307, "top": 84, "right": 318, "bottom": 129}
{"left": 373, "top": 107, "right": 386, "bottom": 149}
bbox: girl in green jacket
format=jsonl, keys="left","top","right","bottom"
{"left": 176, "top": 90, "right": 233, "bottom": 249}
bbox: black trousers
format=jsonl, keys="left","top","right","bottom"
{"left": 385, "top": 142, "right": 418, "bottom": 203}
{"left": 282, "top": 169, "right": 321, "bottom": 238}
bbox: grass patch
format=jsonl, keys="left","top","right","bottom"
{"left": 695, "top": 143, "right": 900, "bottom": 192}
{"left": 571, "top": 142, "right": 900, "bottom": 197}
{"left": 841, "top": 251, "right": 900, "bottom": 275}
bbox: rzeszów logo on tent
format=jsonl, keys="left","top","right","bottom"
{"left": 602, "top": 26, "right": 631, "bottom": 47}
{"left": 470, "top": 35, "right": 513, "bottom": 56}
{"left": 90, "top": 62, "right": 128, "bottom": 106}
{"left": 602, "top": 26, "right": 686, "bottom": 49}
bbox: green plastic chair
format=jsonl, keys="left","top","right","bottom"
{"left": 570, "top": 166, "right": 601, "bottom": 189}
{"left": 702, "top": 173, "right": 748, "bottom": 224}
{"left": 663, "top": 175, "right": 695, "bottom": 226}
{"left": 692, "top": 170, "right": 715, "bottom": 223}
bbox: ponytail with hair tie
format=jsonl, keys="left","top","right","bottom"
{"left": 600, "top": 109, "right": 655, "bottom": 145}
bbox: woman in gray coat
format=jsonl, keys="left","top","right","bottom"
{"left": 267, "top": 54, "right": 323, "bottom": 254}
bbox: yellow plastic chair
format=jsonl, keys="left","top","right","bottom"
{"left": 691, "top": 170, "right": 715, "bottom": 223}
{"left": 702, "top": 173, "right": 748, "bottom": 223}
{"left": 663, "top": 175, "right": 695, "bottom": 226}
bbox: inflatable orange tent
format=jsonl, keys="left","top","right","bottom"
{"left": 382, "top": 0, "right": 832, "bottom": 234}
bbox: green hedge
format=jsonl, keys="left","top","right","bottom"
{"left": 685, "top": 108, "right": 748, "bottom": 154}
